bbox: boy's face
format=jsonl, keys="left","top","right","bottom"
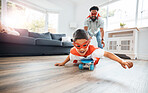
{"left": 73, "top": 39, "right": 90, "bottom": 56}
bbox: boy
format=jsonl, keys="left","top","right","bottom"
{"left": 55, "top": 29, "right": 133, "bottom": 69}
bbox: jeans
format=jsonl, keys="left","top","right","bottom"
{"left": 88, "top": 31, "right": 103, "bottom": 49}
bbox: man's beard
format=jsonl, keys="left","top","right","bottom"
{"left": 90, "top": 16, "right": 97, "bottom": 22}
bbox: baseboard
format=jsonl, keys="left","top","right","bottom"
{"left": 137, "top": 53, "right": 148, "bottom": 60}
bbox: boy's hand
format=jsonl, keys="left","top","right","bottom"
{"left": 55, "top": 63, "right": 65, "bottom": 66}
{"left": 120, "top": 61, "right": 133, "bottom": 69}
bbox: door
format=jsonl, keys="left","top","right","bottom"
{"left": 118, "top": 38, "right": 133, "bottom": 53}
{"left": 108, "top": 38, "right": 119, "bottom": 52}
{"left": 107, "top": 38, "right": 133, "bottom": 53}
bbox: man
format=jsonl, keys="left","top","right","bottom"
{"left": 84, "top": 6, "right": 105, "bottom": 49}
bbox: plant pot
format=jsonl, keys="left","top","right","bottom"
{"left": 120, "top": 26, "right": 124, "bottom": 28}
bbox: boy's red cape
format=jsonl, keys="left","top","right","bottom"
{"left": 70, "top": 45, "right": 98, "bottom": 57}
{"left": 70, "top": 45, "right": 100, "bottom": 65}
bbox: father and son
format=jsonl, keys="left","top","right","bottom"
{"left": 55, "top": 6, "right": 133, "bottom": 69}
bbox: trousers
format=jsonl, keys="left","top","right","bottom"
{"left": 88, "top": 31, "right": 103, "bottom": 49}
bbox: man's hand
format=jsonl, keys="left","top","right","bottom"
{"left": 55, "top": 63, "right": 65, "bottom": 66}
{"left": 120, "top": 61, "right": 133, "bottom": 69}
{"left": 84, "top": 26, "right": 88, "bottom": 31}
{"left": 101, "top": 40, "right": 105, "bottom": 48}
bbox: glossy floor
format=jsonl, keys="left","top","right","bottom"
{"left": 0, "top": 56, "right": 148, "bottom": 93}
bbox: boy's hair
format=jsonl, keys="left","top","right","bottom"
{"left": 73, "top": 29, "right": 89, "bottom": 41}
{"left": 89, "top": 6, "right": 99, "bottom": 11}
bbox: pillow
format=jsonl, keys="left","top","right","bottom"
{"left": 6, "top": 27, "right": 20, "bottom": 36}
{"left": 29, "top": 32, "right": 52, "bottom": 40}
{"left": 0, "top": 29, "right": 6, "bottom": 33}
{"left": 14, "top": 28, "right": 29, "bottom": 36}
{"left": 6, "top": 30, "right": 20, "bottom": 36}
{"left": 42, "top": 32, "right": 52, "bottom": 40}
{"left": 62, "top": 37, "right": 71, "bottom": 42}
{"left": 51, "top": 34, "right": 66, "bottom": 40}
{"left": 0, "top": 23, "right": 20, "bottom": 36}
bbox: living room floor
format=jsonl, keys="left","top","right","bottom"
{"left": 0, "top": 55, "right": 148, "bottom": 93}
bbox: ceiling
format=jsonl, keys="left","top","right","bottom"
{"left": 8, "top": 0, "right": 118, "bottom": 12}
{"left": 67, "top": 0, "right": 117, "bottom": 6}
{"left": 69, "top": 0, "right": 108, "bottom": 4}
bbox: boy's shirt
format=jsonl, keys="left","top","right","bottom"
{"left": 70, "top": 45, "right": 104, "bottom": 62}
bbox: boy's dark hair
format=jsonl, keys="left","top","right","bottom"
{"left": 73, "top": 29, "right": 89, "bottom": 41}
{"left": 89, "top": 6, "right": 99, "bottom": 11}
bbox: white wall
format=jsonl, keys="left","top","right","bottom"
{"left": 74, "top": 0, "right": 111, "bottom": 29}
{"left": 75, "top": 1, "right": 101, "bottom": 29}
{"left": 47, "top": 0, "right": 76, "bottom": 37}
{"left": 46, "top": 0, "right": 113, "bottom": 37}
{"left": 137, "top": 27, "right": 148, "bottom": 60}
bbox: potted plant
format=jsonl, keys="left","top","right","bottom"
{"left": 120, "top": 23, "right": 126, "bottom": 28}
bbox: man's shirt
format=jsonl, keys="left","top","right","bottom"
{"left": 84, "top": 17, "right": 104, "bottom": 36}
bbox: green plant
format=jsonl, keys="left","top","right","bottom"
{"left": 120, "top": 23, "right": 126, "bottom": 27}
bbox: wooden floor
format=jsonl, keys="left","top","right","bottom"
{"left": 0, "top": 55, "right": 148, "bottom": 93}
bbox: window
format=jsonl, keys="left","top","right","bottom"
{"left": 6, "top": 2, "right": 45, "bottom": 33}
{"left": 48, "top": 13, "right": 58, "bottom": 33}
{"left": 25, "top": 9, "right": 45, "bottom": 33}
{"left": 137, "top": 0, "right": 148, "bottom": 27}
{"left": 99, "top": 6, "right": 107, "bottom": 31}
{"left": 107, "top": 0, "right": 137, "bottom": 30}
{"left": 0, "top": 0, "right": 1, "bottom": 20}
{"left": 5, "top": 2, "right": 59, "bottom": 33}
{"left": 100, "top": 0, "right": 148, "bottom": 30}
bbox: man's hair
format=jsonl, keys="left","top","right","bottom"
{"left": 89, "top": 6, "right": 99, "bottom": 11}
{"left": 73, "top": 29, "right": 89, "bottom": 41}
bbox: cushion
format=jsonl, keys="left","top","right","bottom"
{"left": 35, "top": 38, "right": 62, "bottom": 46}
{"left": 0, "top": 23, "right": 20, "bottom": 36}
{"left": 29, "top": 32, "right": 52, "bottom": 40}
{"left": 0, "top": 33, "right": 35, "bottom": 45}
{"left": 6, "top": 28, "right": 20, "bottom": 36}
{"left": 14, "top": 28, "right": 29, "bottom": 36}
{"left": 62, "top": 42, "right": 73, "bottom": 47}
{"left": 51, "top": 34, "right": 66, "bottom": 40}
{"left": 42, "top": 32, "right": 52, "bottom": 40}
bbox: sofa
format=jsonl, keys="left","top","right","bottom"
{"left": 0, "top": 29, "right": 73, "bottom": 56}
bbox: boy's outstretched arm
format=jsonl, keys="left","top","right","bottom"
{"left": 104, "top": 51, "right": 133, "bottom": 69}
{"left": 55, "top": 55, "right": 70, "bottom": 66}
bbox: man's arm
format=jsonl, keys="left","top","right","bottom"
{"left": 100, "top": 28, "right": 104, "bottom": 40}
{"left": 104, "top": 51, "right": 133, "bottom": 69}
{"left": 100, "top": 28, "right": 105, "bottom": 47}
{"left": 55, "top": 55, "right": 70, "bottom": 66}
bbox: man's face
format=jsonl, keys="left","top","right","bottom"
{"left": 90, "top": 10, "right": 98, "bottom": 19}
{"left": 73, "top": 39, "right": 89, "bottom": 56}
